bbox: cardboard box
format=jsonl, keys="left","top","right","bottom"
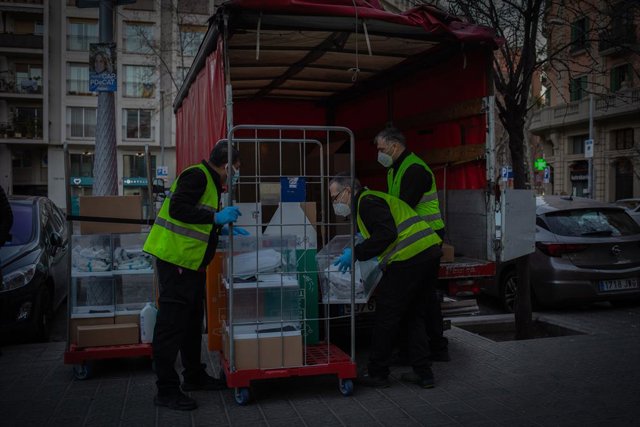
{"left": 441, "top": 243, "right": 454, "bottom": 263}
{"left": 69, "top": 317, "right": 114, "bottom": 345}
{"left": 76, "top": 323, "right": 139, "bottom": 348}
{"left": 79, "top": 195, "right": 142, "bottom": 234}
{"left": 115, "top": 314, "right": 140, "bottom": 326}
{"left": 223, "top": 324, "right": 303, "bottom": 370}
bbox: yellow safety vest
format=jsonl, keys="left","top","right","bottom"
{"left": 356, "top": 189, "right": 441, "bottom": 269}
{"left": 143, "top": 163, "right": 219, "bottom": 270}
{"left": 387, "top": 153, "right": 444, "bottom": 232}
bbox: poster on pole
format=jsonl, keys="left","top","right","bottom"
{"left": 89, "top": 42, "right": 117, "bottom": 92}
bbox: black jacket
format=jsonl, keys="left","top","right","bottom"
{"left": 168, "top": 160, "right": 223, "bottom": 270}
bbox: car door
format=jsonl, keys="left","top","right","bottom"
{"left": 45, "top": 201, "right": 69, "bottom": 310}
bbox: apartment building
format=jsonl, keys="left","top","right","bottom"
{"left": 1, "top": 0, "right": 214, "bottom": 213}
{"left": 530, "top": 0, "right": 640, "bottom": 201}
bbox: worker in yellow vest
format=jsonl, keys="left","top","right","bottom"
{"left": 143, "top": 141, "right": 248, "bottom": 411}
{"left": 330, "top": 173, "right": 442, "bottom": 388}
{"left": 375, "top": 127, "right": 450, "bottom": 363}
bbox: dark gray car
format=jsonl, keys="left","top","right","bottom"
{"left": 486, "top": 195, "right": 640, "bottom": 312}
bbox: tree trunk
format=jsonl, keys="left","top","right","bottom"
{"left": 503, "top": 109, "right": 528, "bottom": 190}
{"left": 514, "top": 255, "right": 532, "bottom": 340}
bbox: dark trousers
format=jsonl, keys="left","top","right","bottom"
{"left": 367, "top": 256, "right": 439, "bottom": 378}
{"left": 153, "top": 259, "right": 206, "bottom": 396}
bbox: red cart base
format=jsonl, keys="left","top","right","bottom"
{"left": 64, "top": 343, "right": 153, "bottom": 364}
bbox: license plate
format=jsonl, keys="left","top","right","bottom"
{"left": 344, "top": 299, "right": 376, "bottom": 315}
{"left": 599, "top": 278, "right": 639, "bottom": 292}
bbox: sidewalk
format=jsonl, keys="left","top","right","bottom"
{"left": 1, "top": 304, "right": 639, "bottom": 426}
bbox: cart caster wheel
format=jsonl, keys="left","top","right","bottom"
{"left": 234, "top": 387, "right": 250, "bottom": 405}
{"left": 339, "top": 379, "right": 354, "bottom": 396}
{"left": 73, "top": 362, "right": 93, "bottom": 380}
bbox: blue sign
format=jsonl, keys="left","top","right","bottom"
{"left": 123, "top": 177, "right": 148, "bottom": 187}
{"left": 280, "top": 177, "right": 306, "bottom": 202}
{"left": 89, "top": 43, "right": 117, "bottom": 92}
{"left": 501, "top": 166, "right": 513, "bottom": 182}
{"left": 543, "top": 167, "right": 551, "bottom": 184}
{"left": 70, "top": 176, "right": 94, "bottom": 186}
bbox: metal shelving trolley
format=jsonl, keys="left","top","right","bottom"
{"left": 62, "top": 146, "right": 157, "bottom": 380}
{"left": 219, "top": 125, "right": 360, "bottom": 405}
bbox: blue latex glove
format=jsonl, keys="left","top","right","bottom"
{"left": 214, "top": 206, "right": 241, "bottom": 225}
{"left": 220, "top": 225, "right": 250, "bottom": 236}
{"left": 333, "top": 248, "right": 352, "bottom": 273}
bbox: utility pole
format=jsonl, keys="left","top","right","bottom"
{"left": 93, "top": 0, "right": 118, "bottom": 196}
{"left": 587, "top": 94, "right": 594, "bottom": 199}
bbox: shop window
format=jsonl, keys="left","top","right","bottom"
{"left": 122, "top": 65, "right": 156, "bottom": 98}
{"left": 615, "top": 159, "right": 634, "bottom": 200}
{"left": 123, "top": 154, "right": 156, "bottom": 177}
{"left": 569, "top": 76, "right": 587, "bottom": 101}
{"left": 67, "top": 18, "right": 98, "bottom": 51}
{"left": 123, "top": 109, "right": 153, "bottom": 139}
{"left": 67, "top": 107, "right": 97, "bottom": 138}
{"left": 67, "top": 63, "right": 92, "bottom": 95}
{"left": 124, "top": 22, "right": 155, "bottom": 54}
{"left": 611, "top": 64, "right": 632, "bottom": 92}
{"left": 570, "top": 134, "right": 588, "bottom": 155}
{"left": 70, "top": 153, "right": 94, "bottom": 178}
{"left": 612, "top": 128, "right": 634, "bottom": 150}
{"left": 570, "top": 17, "right": 589, "bottom": 52}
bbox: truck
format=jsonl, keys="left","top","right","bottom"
{"left": 172, "top": 0, "right": 536, "bottom": 319}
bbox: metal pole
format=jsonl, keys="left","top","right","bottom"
{"left": 93, "top": 0, "right": 118, "bottom": 196}
{"left": 588, "top": 94, "right": 594, "bottom": 199}
{"left": 159, "top": 90, "right": 165, "bottom": 166}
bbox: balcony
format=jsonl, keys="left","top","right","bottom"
{"left": 599, "top": 26, "right": 637, "bottom": 56}
{"left": 0, "top": 77, "right": 43, "bottom": 98}
{"left": 0, "top": 33, "right": 43, "bottom": 50}
{"left": 0, "top": 118, "right": 43, "bottom": 140}
{"left": 529, "top": 87, "right": 640, "bottom": 134}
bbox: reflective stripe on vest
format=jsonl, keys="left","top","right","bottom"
{"left": 388, "top": 153, "right": 444, "bottom": 231}
{"left": 143, "top": 163, "right": 219, "bottom": 270}
{"left": 356, "top": 189, "right": 441, "bottom": 269}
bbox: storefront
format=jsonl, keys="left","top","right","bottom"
{"left": 570, "top": 161, "right": 589, "bottom": 197}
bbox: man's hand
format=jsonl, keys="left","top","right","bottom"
{"left": 220, "top": 225, "right": 250, "bottom": 236}
{"left": 333, "top": 248, "right": 352, "bottom": 273}
{"left": 214, "top": 206, "right": 241, "bottom": 225}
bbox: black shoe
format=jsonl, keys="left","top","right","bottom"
{"left": 357, "top": 372, "right": 391, "bottom": 388}
{"left": 154, "top": 392, "right": 198, "bottom": 411}
{"left": 399, "top": 370, "right": 435, "bottom": 389}
{"left": 428, "top": 349, "right": 451, "bottom": 362}
{"left": 182, "top": 372, "right": 227, "bottom": 391}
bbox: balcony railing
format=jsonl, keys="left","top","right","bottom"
{"left": 599, "top": 26, "right": 637, "bottom": 55}
{"left": 0, "top": 118, "right": 43, "bottom": 139}
{"left": 0, "top": 33, "right": 43, "bottom": 49}
{"left": 0, "top": 78, "right": 43, "bottom": 94}
{"left": 0, "top": 0, "right": 44, "bottom": 4}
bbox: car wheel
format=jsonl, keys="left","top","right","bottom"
{"left": 34, "top": 287, "right": 52, "bottom": 342}
{"left": 500, "top": 270, "right": 518, "bottom": 313}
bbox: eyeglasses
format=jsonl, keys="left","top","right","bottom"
{"left": 330, "top": 188, "right": 346, "bottom": 203}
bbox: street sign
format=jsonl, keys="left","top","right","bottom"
{"left": 156, "top": 165, "right": 168, "bottom": 179}
{"left": 543, "top": 167, "right": 550, "bottom": 184}
{"left": 584, "top": 139, "right": 594, "bottom": 158}
{"left": 501, "top": 166, "right": 513, "bottom": 182}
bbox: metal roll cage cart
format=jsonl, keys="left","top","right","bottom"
{"left": 220, "top": 124, "right": 357, "bottom": 405}
{"left": 62, "top": 144, "right": 156, "bottom": 380}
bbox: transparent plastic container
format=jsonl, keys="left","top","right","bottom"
{"left": 71, "top": 234, "right": 112, "bottom": 274}
{"left": 71, "top": 277, "right": 115, "bottom": 318}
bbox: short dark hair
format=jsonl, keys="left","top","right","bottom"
{"left": 374, "top": 127, "right": 406, "bottom": 147}
{"left": 330, "top": 172, "right": 361, "bottom": 194}
{"left": 209, "top": 141, "right": 240, "bottom": 166}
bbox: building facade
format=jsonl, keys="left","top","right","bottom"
{"left": 1, "top": 0, "right": 214, "bottom": 213}
{"left": 530, "top": 0, "right": 640, "bottom": 201}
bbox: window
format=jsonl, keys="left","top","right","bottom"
{"left": 543, "top": 208, "right": 640, "bottom": 237}
{"left": 570, "top": 17, "right": 589, "bottom": 52}
{"left": 124, "top": 22, "right": 155, "bottom": 54}
{"left": 15, "top": 63, "right": 42, "bottom": 94}
{"left": 180, "top": 25, "right": 206, "bottom": 56}
{"left": 612, "top": 128, "right": 634, "bottom": 150}
{"left": 569, "top": 76, "right": 587, "bottom": 101}
{"left": 67, "top": 107, "right": 97, "bottom": 138}
{"left": 571, "top": 134, "right": 588, "bottom": 155}
{"left": 611, "top": 64, "right": 632, "bottom": 92}
{"left": 122, "top": 65, "right": 155, "bottom": 98}
{"left": 123, "top": 154, "right": 156, "bottom": 177}
{"left": 67, "top": 19, "right": 98, "bottom": 51}
{"left": 70, "top": 153, "right": 94, "bottom": 177}
{"left": 123, "top": 109, "right": 153, "bottom": 139}
{"left": 67, "top": 63, "right": 92, "bottom": 95}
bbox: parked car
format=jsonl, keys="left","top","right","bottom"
{"left": 484, "top": 195, "right": 640, "bottom": 312}
{"left": 0, "top": 196, "right": 69, "bottom": 341}
{"left": 615, "top": 198, "right": 640, "bottom": 226}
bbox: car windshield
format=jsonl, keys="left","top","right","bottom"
{"left": 4, "top": 203, "right": 35, "bottom": 246}
{"left": 543, "top": 208, "right": 640, "bottom": 237}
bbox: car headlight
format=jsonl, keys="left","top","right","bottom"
{"left": 1, "top": 264, "right": 38, "bottom": 292}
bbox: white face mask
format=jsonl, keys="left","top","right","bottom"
{"left": 377, "top": 151, "right": 394, "bottom": 168}
{"left": 333, "top": 202, "right": 351, "bottom": 217}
